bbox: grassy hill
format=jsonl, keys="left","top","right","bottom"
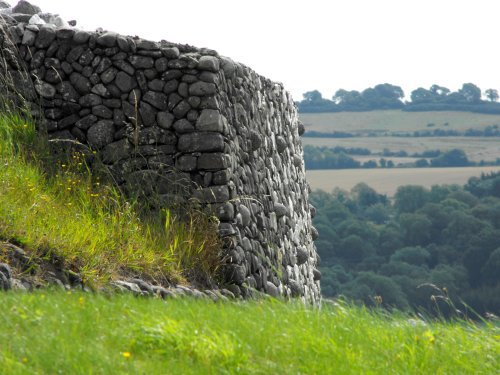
{"left": 300, "top": 110, "right": 500, "bottom": 135}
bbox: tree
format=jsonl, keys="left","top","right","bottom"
{"left": 332, "top": 89, "right": 362, "bottom": 106}
{"left": 431, "top": 149, "right": 469, "bottom": 167}
{"left": 458, "top": 83, "right": 482, "bottom": 103}
{"left": 485, "top": 88, "right": 499, "bottom": 102}
{"left": 302, "top": 90, "right": 323, "bottom": 102}
{"left": 394, "top": 185, "right": 429, "bottom": 214}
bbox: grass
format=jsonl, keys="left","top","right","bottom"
{"left": 300, "top": 110, "right": 500, "bottom": 134}
{"left": 306, "top": 166, "right": 500, "bottom": 196}
{"left": 0, "top": 291, "right": 498, "bottom": 374}
{"left": 0, "top": 110, "right": 222, "bottom": 286}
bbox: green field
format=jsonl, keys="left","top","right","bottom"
{"left": 306, "top": 166, "right": 500, "bottom": 196}
{"left": 300, "top": 110, "right": 500, "bottom": 134}
{"left": 1, "top": 292, "right": 498, "bottom": 374}
{"left": 302, "top": 136, "right": 500, "bottom": 162}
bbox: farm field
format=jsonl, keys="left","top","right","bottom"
{"left": 306, "top": 166, "right": 500, "bottom": 196}
{"left": 300, "top": 110, "right": 500, "bottom": 134}
{"left": 302, "top": 136, "right": 500, "bottom": 162}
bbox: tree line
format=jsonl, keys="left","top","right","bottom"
{"left": 311, "top": 172, "right": 500, "bottom": 316}
{"left": 304, "top": 145, "right": 500, "bottom": 169}
{"left": 298, "top": 83, "right": 500, "bottom": 113}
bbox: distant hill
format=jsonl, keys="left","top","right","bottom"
{"left": 299, "top": 110, "right": 500, "bottom": 137}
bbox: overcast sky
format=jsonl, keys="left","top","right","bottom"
{"left": 29, "top": 0, "right": 500, "bottom": 101}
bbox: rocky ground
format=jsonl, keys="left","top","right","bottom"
{"left": 0, "top": 241, "right": 240, "bottom": 301}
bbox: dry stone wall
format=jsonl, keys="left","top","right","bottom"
{"left": 0, "top": 1, "right": 321, "bottom": 303}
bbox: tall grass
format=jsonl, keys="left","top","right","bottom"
{"left": 0, "top": 292, "right": 498, "bottom": 374}
{"left": 0, "top": 111, "right": 222, "bottom": 286}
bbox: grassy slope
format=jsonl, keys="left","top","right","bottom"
{"left": 300, "top": 110, "right": 500, "bottom": 133}
{"left": 1, "top": 292, "right": 498, "bottom": 374}
{"left": 0, "top": 110, "right": 221, "bottom": 286}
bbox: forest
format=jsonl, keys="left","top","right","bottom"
{"left": 310, "top": 172, "right": 500, "bottom": 315}
{"left": 303, "top": 145, "right": 500, "bottom": 169}
{"left": 297, "top": 83, "right": 500, "bottom": 114}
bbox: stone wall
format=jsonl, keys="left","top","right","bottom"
{"left": 0, "top": 1, "right": 320, "bottom": 303}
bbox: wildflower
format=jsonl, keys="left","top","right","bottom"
{"left": 122, "top": 351, "right": 131, "bottom": 359}
{"left": 423, "top": 330, "right": 435, "bottom": 344}
{"left": 22, "top": 357, "right": 28, "bottom": 363}
{"left": 79, "top": 296, "right": 85, "bottom": 305}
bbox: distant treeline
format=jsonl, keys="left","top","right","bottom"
{"left": 303, "top": 125, "right": 500, "bottom": 138}
{"left": 297, "top": 83, "right": 500, "bottom": 114}
{"left": 303, "top": 145, "right": 500, "bottom": 169}
{"left": 311, "top": 171, "right": 500, "bottom": 315}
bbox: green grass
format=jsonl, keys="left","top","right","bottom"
{"left": 0, "top": 291, "right": 498, "bottom": 374}
{"left": 300, "top": 110, "right": 500, "bottom": 134}
{"left": 0, "top": 110, "right": 221, "bottom": 286}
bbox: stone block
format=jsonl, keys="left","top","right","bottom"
{"left": 178, "top": 132, "right": 224, "bottom": 153}
{"left": 196, "top": 109, "right": 224, "bottom": 132}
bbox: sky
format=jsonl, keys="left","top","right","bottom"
{"left": 24, "top": 0, "right": 500, "bottom": 101}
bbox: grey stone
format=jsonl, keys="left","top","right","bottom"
{"left": 70, "top": 72, "right": 91, "bottom": 94}
{"left": 143, "top": 91, "right": 167, "bottom": 111}
{"left": 173, "top": 100, "right": 191, "bottom": 118}
{"left": 275, "top": 136, "right": 287, "bottom": 153}
{"left": 196, "top": 109, "right": 224, "bottom": 132}
{"left": 96, "top": 32, "right": 118, "bottom": 47}
{"left": 95, "top": 57, "right": 112, "bottom": 74}
{"left": 129, "top": 55, "right": 154, "bottom": 69}
{"left": 274, "top": 203, "right": 289, "bottom": 217}
{"left": 157, "top": 112, "right": 174, "bottom": 129}
{"left": 113, "top": 59, "right": 135, "bottom": 75}
{"left": 35, "top": 81, "right": 56, "bottom": 99}
{"left": 193, "top": 186, "right": 230, "bottom": 204}
{"left": 0, "top": 272, "right": 11, "bottom": 291}
{"left": 100, "top": 67, "right": 118, "bottom": 84}
{"left": 35, "top": 25, "right": 56, "bottom": 48}
{"left": 12, "top": 0, "right": 41, "bottom": 15}
{"left": 0, "top": 1, "right": 10, "bottom": 9}
{"left": 73, "top": 30, "right": 90, "bottom": 44}
{"left": 176, "top": 155, "right": 197, "bottom": 171}
{"left": 311, "top": 226, "right": 319, "bottom": 241}
{"left": 21, "top": 29, "right": 36, "bottom": 46}
{"left": 0, "top": 263, "right": 12, "bottom": 280}
{"left": 289, "top": 280, "right": 303, "bottom": 297}
{"left": 309, "top": 204, "right": 317, "bottom": 218}
{"left": 91, "top": 84, "right": 111, "bottom": 98}
{"left": 148, "top": 79, "right": 164, "bottom": 92}
{"left": 173, "top": 119, "right": 194, "bottom": 133}
{"left": 87, "top": 120, "right": 114, "bottom": 149}
{"left": 161, "top": 47, "right": 179, "bottom": 59}
{"left": 115, "top": 71, "right": 137, "bottom": 92}
{"left": 226, "top": 264, "right": 246, "bottom": 284}
{"left": 92, "top": 105, "right": 113, "bottom": 119}
{"left": 216, "top": 202, "right": 234, "bottom": 221}
{"left": 110, "top": 280, "right": 142, "bottom": 294}
{"left": 266, "top": 281, "right": 280, "bottom": 298}
{"left": 79, "top": 94, "right": 102, "bottom": 107}
{"left": 237, "top": 205, "right": 251, "bottom": 226}
{"left": 198, "top": 55, "right": 220, "bottom": 72}
{"left": 56, "top": 28, "right": 75, "bottom": 40}
{"left": 58, "top": 82, "right": 80, "bottom": 102}
{"left": 155, "top": 57, "right": 168, "bottom": 72}
{"left": 296, "top": 247, "right": 308, "bottom": 265}
{"left": 178, "top": 132, "right": 224, "bottom": 153}
{"left": 197, "top": 153, "right": 227, "bottom": 170}
{"left": 189, "top": 81, "right": 217, "bottom": 96}
{"left": 250, "top": 130, "right": 262, "bottom": 151}
{"left": 58, "top": 114, "right": 80, "bottom": 129}
{"left": 313, "top": 268, "right": 321, "bottom": 281}
{"left": 138, "top": 102, "right": 156, "bottom": 127}
{"left": 75, "top": 114, "right": 97, "bottom": 130}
